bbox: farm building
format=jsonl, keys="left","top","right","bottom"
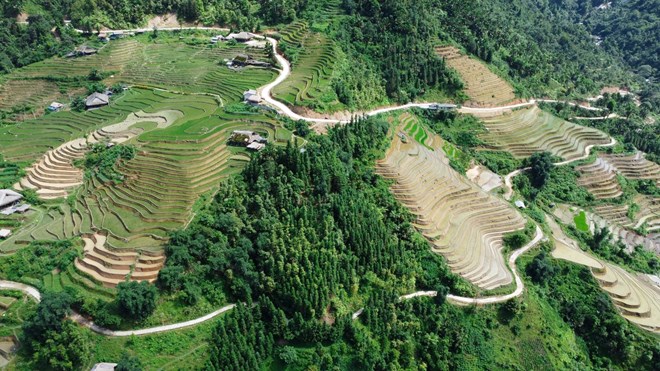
{"left": 228, "top": 130, "right": 267, "bottom": 148}
{"left": 243, "top": 90, "right": 262, "bottom": 104}
{"left": 232, "top": 53, "right": 250, "bottom": 66}
{"left": 247, "top": 142, "right": 266, "bottom": 151}
{"left": 0, "top": 229, "right": 11, "bottom": 239}
{"left": 1, "top": 204, "right": 30, "bottom": 216}
{"left": 47, "top": 102, "right": 64, "bottom": 112}
{"left": 229, "top": 54, "right": 272, "bottom": 68}
{"left": 429, "top": 103, "right": 458, "bottom": 111}
{"left": 90, "top": 363, "right": 117, "bottom": 371}
{"left": 515, "top": 200, "right": 526, "bottom": 209}
{"left": 0, "top": 189, "right": 22, "bottom": 210}
{"left": 225, "top": 32, "right": 255, "bottom": 42}
{"left": 85, "top": 92, "right": 109, "bottom": 109}
{"left": 66, "top": 45, "right": 98, "bottom": 58}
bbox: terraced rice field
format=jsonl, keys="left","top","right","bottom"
{"left": 600, "top": 152, "right": 660, "bottom": 187}
{"left": 0, "top": 89, "right": 186, "bottom": 164}
{"left": 1, "top": 66, "right": 293, "bottom": 289}
{"left": 590, "top": 197, "right": 660, "bottom": 254}
{"left": 0, "top": 79, "right": 63, "bottom": 113}
{"left": 593, "top": 196, "right": 660, "bottom": 233}
{"left": 435, "top": 46, "right": 517, "bottom": 107}
{"left": 376, "top": 123, "right": 527, "bottom": 290}
{"left": 75, "top": 233, "right": 165, "bottom": 287}
{"left": 14, "top": 138, "right": 86, "bottom": 199}
{"left": 6, "top": 37, "right": 276, "bottom": 107}
{"left": 13, "top": 109, "right": 184, "bottom": 200}
{"left": 0, "top": 337, "right": 18, "bottom": 368}
{"left": 576, "top": 157, "right": 623, "bottom": 199}
{"left": 478, "top": 107, "right": 611, "bottom": 161}
{"left": 272, "top": 21, "right": 339, "bottom": 109}
{"left": 549, "top": 218, "right": 660, "bottom": 334}
{"left": 400, "top": 113, "right": 431, "bottom": 147}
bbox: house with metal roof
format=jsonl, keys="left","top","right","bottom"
{"left": 85, "top": 92, "right": 110, "bottom": 109}
{"left": 225, "top": 32, "right": 255, "bottom": 42}
{"left": 243, "top": 90, "right": 262, "bottom": 104}
{"left": 0, "top": 189, "right": 22, "bottom": 210}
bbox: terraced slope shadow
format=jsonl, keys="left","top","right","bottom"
{"left": 376, "top": 125, "right": 527, "bottom": 290}
{"left": 435, "top": 45, "right": 518, "bottom": 107}
{"left": 575, "top": 157, "right": 623, "bottom": 199}
{"left": 478, "top": 106, "right": 611, "bottom": 161}
{"left": 549, "top": 217, "right": 660, "bottom": 334}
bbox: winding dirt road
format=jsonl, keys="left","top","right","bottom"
{"left": 2, "top": 224, "right": 546, "bottom": 334}
{"left": 0, "top": 279, "right": 235, "bottom": 336}
{"left": 352, "top": 225, "right": 545, "bottom": 319}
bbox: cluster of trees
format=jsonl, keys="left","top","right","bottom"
{"left": 0, "top": 15, "right": 81, "bottom": 74}
{"left": 335, "top": 0, "right": 464, "bottom": 104}
{"left": 434, "top": 0, "right": 630, "bottom": 97}
{"left": 159, "top": 117, "right": 461, "bottom": 314}
{"left": 21, "top": 292, "right": 92, "bottom": 370}
{"left": 19, "top": 290, "right": 147, "bottom": 370}
{"left": 0, "top": 240, "right": 77, "bottom": 284}
{"left": 69, "top": 0, "right": 306, "bottom": 31}
{"left": 578, "top": 0, "right": 659, "bottom": 81}
{"left": 416, "top": 109, "right": 523, "bottom": 175}
{"left": 78, "top": 143, "right": 136, "bottom": 183}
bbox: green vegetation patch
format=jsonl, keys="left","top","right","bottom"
{"left": 573, "top": 210, "right": 589, "bottom": 232}
{"left": 79, "top": 143, "right": 136, "bottom": 184}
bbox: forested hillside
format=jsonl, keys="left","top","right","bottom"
{"left": 157, "top": 117, "right": 659, "bottom": 370}
{"left": 554, "top": 0, "right": 659, "bottom": 81}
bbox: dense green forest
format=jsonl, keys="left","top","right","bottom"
{"left": 151, "top": 117, "right": 659, "bottom": 370}
{"left": 554, "top": 0, "right": 660, "bottom": 81}
{"left": 158, "top": 117, "right": 466, "bottom": 314}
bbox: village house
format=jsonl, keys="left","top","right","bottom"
{"left": 0, "top": 189, "right": 22, "bottom": 211}
{"left": 232, "top": 54, "right": 251, "bottom": 66}
{"left": 229, "top": 54, "right": 271, "bottom": 68}
{"left": 85, "top": 92, "right": 110, "bottom": 110}
{"left": 429, "top": 103, "right": 458, "bottom": 111}
{"left": 243, "top": 89, "right": 262, "bottom": 104}
{"left": 66, "top": 45, "right": 98, "bottom": 58}
{"left": 47, "top": 102, "right": 64, "bottom": 112}
{"left": 228, "top": 130, "right": 267, "bottom": 151}
{"left": 0, "top": 189, "right": 29, "bottom": 216}
{"left": 0, "top": 229, "right": 11, "bottom": 239}
{"left": 224, "top": 32, "right": 255, "bottom": 43}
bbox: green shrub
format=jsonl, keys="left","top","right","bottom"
{"left": 80, "top": 143, "right": 136, "bottom": 184}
